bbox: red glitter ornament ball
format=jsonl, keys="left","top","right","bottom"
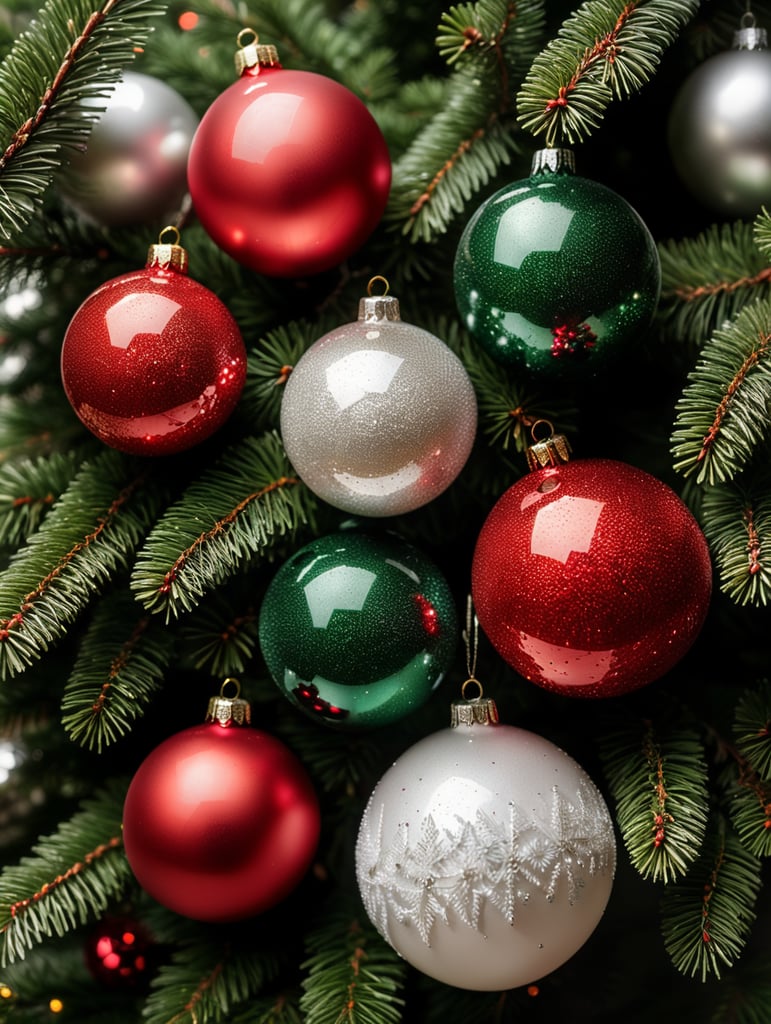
{"left": 471, "top": 432, "right": 713, "bottom": 698}
{"left": 61, "top": 228, "right": 247, "bottom": 457}
{"left": 186, "top": 32, "right": 391, "bottom": 278}
{"left": 122, "top": 681, "right": 321, "bottom": 923}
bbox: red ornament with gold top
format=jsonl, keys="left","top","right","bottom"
{"left": 471, "top": 426, "right": 713, "bottom": 698}
{"left": 60, "top": 227, "right": 247, "bottom": 456}
{"left": 186, "top": 30, "right": 392, "bottom": 278}
{"left": 122, "top": 680, "right": 321, "bottom": 923}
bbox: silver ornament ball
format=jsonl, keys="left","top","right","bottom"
{"left": 58, "top": 71, "right": 199, "bottom": 227}
{"left": 280, "top": 286, "right": 478, "bottom": 518}
{"left": 668, "top": 26, "right": 771, "bottom": 216}
{"left": 355, "top": 700, "right": 616, "bottom": 991}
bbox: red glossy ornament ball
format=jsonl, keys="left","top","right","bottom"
{"left": 61, "top": 232, "right": 247, "bottom": 456}
{"left": 471, "top": 455, "right": 713, "bottom": 698}
{"left": 187, "top": 36, "right": 391, "bottom": 278}
{"left": 122, "top": 687, "right": 321, "bottom": 923}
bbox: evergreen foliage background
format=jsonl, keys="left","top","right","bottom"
{"left": 0, "top": 0, "right": 771, "bottom": 1020}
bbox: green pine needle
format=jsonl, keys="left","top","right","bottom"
{"left": 670, "top": 297, "right": 771, "bottom": 486}
{"left": 300, "top": 912, "right": 405, "bottom": 1024}
{"left": 130, "top": 432, "right": 318, "bottom": 621}
{"left": 661, "top": 818, "right": 762, "bottom": 982}
{"left": 60, "top": 587, "right": 176, "bottom": 752}
{"left": 0, "top": 779, "right": 129, "bottom": 966}
{"left": 698, "top": 476, "right": 771, "bottom": 608}
{"left": 733, "top": 679, "right": 771, "bottom": 780}
{"left": 0, "top": 450, "right": 165, "bottom": 680}
{"left": 599, "top": 719, "right": 709, "bottom": 883}
{"left": 516, "top": 0, "right": 699, "bottom": 146}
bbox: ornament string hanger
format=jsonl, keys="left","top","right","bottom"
{"left": 451, "top": 596, "right": 499, "bottom": 727}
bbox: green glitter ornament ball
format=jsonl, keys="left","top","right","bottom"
{"left": 453, "top": 149, "right": 661, "bottom": 381}
{"left": 258, "top": 529, "right": 457, "bottom": 730}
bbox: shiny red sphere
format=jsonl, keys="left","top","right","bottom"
{"left": 187, "top": 65, "right": 392, "bottom": 277}
{"left": 61, "top": 268, "right": 247, "bottom": 456}
{"left": 471, "top": 458, "right": 713, "bottom": 698}
{"left": 122, "top": 722, "right": 321, "bottom": 922}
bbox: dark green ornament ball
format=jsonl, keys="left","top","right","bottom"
{"left": 258, "top": 529, "right": 457, "bottom": 730}
{"left": 453, "top": 149, "right": 661, "bottom": 381}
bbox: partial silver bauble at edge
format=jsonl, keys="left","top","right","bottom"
{"left": 57, "top": 71, "right": 199, "bottom": 228}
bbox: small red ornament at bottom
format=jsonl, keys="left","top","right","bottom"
{"left": 83, "top": 915, "right": 156, "bottom": 990}
{"left": 471, "top": 427, "right": 713, "bottom": 698}
{"left": 122, "top": 679, "right": 321, "bottom": 923}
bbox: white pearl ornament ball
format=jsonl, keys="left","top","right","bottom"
{"left": 280, "top": 281, "right": 478, "bottom": 518}
{"left": 355, "top": 696, "right": 616, "bottom": 991}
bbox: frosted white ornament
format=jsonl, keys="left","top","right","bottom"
{"left": 280, "top": 277, "right": 478, "bottom": 517}
{"left": 355, "top": 690, "right": 616, "bottom": 991}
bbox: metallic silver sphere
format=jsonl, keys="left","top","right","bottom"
{"left": 668, "top": 32, "right": 771, "bottom": 217}
{"left": 58, "top": 71, "right": 199, "bottom": 227}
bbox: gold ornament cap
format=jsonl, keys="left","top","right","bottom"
{"left": 525, "top": 419, "right": 573, "bottom": 471}
{"left": 235, "top": 28, "right": 281, "bottom": 75}
{"left": 358, "top": 276, "right": 401, "bottom": 323}
{"left": 450, "top": 678, "right": 500, "bottom": 728}
{"left": 146, "top": 225, "right": 189, "bottom": 274}
{"left": 205, "top": 678, "right": 252, "bottom": 727}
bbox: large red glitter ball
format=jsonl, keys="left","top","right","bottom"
{"left": 187, "top": 64, "right": 392, "bottom": 278}
{"left": 471, "top": 458, "right": 713, "bottom": 698}
{"left": 122, "top": 722, "right": 321, "bottom": 922}
{"left": 61, "top": 267, "right": 247, "bottom": 456}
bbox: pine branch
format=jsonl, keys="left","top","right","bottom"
{"left": 177, "top": 587, "right": 260, "bottom": 679}
{"left": 660, "top": 817, "right": 762, "bottom": 982}
{"left": 0, "top": 0, "right": 167, "bottom": 239}
{"left": 130, "top": 432, "right": 318, "bottom": 621}
{"left": 387, "top": 0, "right": 545, "bottom": 243}
{"left": 239, "top": 320, "right": 330, "bottom": 436}
{"left": 0, "top": 451, "right": 81, "bottom": 547}
{"left": 598, "top": 718, "right": 709, "bottom": 883}
{"left": 670, "top": 297, "right": 771, "bottom": 486}
{"left": 699, "top": 475, "right": 771, "bottom": 608}
{"left": 142, "top": 931, "right": 286, "bottom": 1024}
{"left": 445, "top": 315, "right": 580, "bottom": 454}
{"left": 300, "top": 912, "right": 406, "bottom": 1024}
{"left": 0, "top": 450, "right": 166, "bottom": 679}
{"left": 516, "top": 0, "right": 698, "bottom": 146}
{"left": 657, "top": 220, "right": 771, "bottom": 350}
{"left": 0, "top": 778, "right": 129, "bottom": 965}
{"left": 733, "top": 679, "right": 771, "bottom": 780}
{"left": 754, "top": 207, "right": 771, "bottom": 261}
{"left": 60, "top": 586, "right": 176, "bottom": 752}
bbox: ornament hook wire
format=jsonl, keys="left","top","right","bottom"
{"left": 461, "top": 595, "right": 483, "bottom": 701}
{"left": 220, "top": 677, "right": 241, "bottom": 698}
{"left": 237, "top": 27, "right": 259, "bottom": 46}
{"left": 158, "top": 225, "right": 181, "bottom": 246}
{"left": 367, "top": 275, "right": 390, "bottom": 296}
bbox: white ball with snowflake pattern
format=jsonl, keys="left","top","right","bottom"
{"left": 354, "top": 699, "right": 616, "bottom": 991}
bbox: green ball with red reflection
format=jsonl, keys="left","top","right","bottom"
{"left": 258, "top": 529, "right": 457, "bottom": 730}
{"left": 453, "top": 150, "right": 661, "bottom": 381}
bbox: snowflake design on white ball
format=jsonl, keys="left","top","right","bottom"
{"left": 356, "top": 779, "right": 615, "bottom": 947}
